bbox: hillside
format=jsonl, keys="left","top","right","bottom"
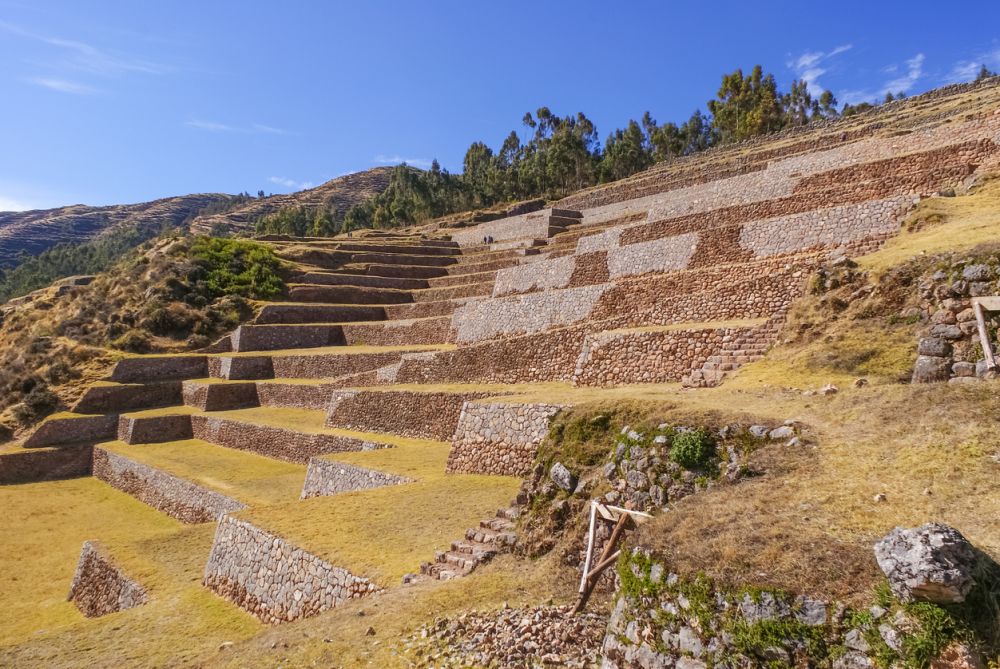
{"left": 0, "top": 193, "right": 232, "bottom": 267}
{"left": 1, "top": 78, "right": 1000, "bottom": 669}
{"left": 188, "top": 167, "right": 395, "bottom": 235}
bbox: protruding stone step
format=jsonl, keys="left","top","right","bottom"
{"left": 183, "top": 380, "right": 260, "bottom": 411}
{"left": 254, "top": 304, "right": 386, "bottom": 325}
{"left": 118, "top": 413, "right": 193, "bottom": 444}
{"left": 231, "top": 324, "right": 345, "bottom": 352}
{"left": 109, "top": 356, "right": 208, "bottom": 384}
{"left": 72, "top": 381, "right": 183, "bottom": 414}
{"left": 288, "top": 284, "right": 414, "bottom": 305}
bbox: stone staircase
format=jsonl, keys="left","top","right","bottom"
{"left": 682, "top": 319, "right": 784, "bottom": 388}
{"left": 420, "top": 506, "right": 519, "bottom": 580}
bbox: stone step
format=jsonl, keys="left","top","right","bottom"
{"left": 73, "top": 381, "right": 183, "bottom": 414}
{"left": 287, "top": 284, "right": 414, "bottom": 305}
{"left": 344, "top": 251, "right": 458, "bottom": 267}
{"left": 109, "top": 356, "right": 208, "bottom": 384}
{"left": 254, "top": 304, "right": 387, "bottom": 325}
{"left": 425, "top": 269, "right": 499, "bottom": 288}
{"left": 360, "top": 264, "right": 449, "bottom": 279}
{"left": 412, "top": 281, "right": 494, "bottom": 303}
{"left": 231, "top": 324, "right": 345, "bottom": 352}
{"left": 293, "top": 271, "right": 429, "bottom": 290}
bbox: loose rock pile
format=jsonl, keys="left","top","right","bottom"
{"left": 402, "top": 604, "right": 605, "bottom": 668}
{"left": 912, "top": 256, "right": 1000, "bottom": 383}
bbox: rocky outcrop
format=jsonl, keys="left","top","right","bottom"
{"left": 874, "top": 523, "right": 978, "bottom": 604}
{"left": 67, "top": 540, "right": 148, "bottom": 617}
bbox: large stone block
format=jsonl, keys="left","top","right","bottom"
{"left": 874, "top": 523, "right": 978, "bottom": 604}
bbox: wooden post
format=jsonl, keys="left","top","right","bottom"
{"left": 571, "top": 512, "right": 632, "bottom": 615}
{"left": 974, "top": 302, "right": 997, "bottom": 370}
{"left": 578, "top": 501, "right": 598, "bottom": 594}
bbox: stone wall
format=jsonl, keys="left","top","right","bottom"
{"left": 341, "top": 315, "right": 456, "bottom": 346}
{"left": 300, "top": 458, "right": 410, "bottom": 498}
{"left": 452, "top": 284, "right": 610, "bottom": 342}
{"left": 231, "top": 324, "right": 344, "bottom": 352}
{"left": 493, "top": 255, "right": 576, "bottom": 297}
{"left": 24, "top": 414, "right": 118, "bottom": 448}
{"left": 183, "top": 381, "right": 259, "bottom": 411}
{"left": 255, "top": 381, "right": 338, "bottom": 411}
{"left": 109, "top": 355, "right": 207, "bottom": 384}
{"left": 190, "top": 415, "right": 389, "bottom": 463}
{"left": 67, "top": 540, "right": 148, "bottom": 618}
{"left": 449, "top": 210, "right": 554, "bottom": 247}
{"left": 446, "top": 402, "right": 565, "bottom": 476}
{"left": 209, "top": 355, "right": 275, "bottom": 380}
{"left": 203, "top": 515, "right": 382, "bottom": 623}
{"left": 0, "top": 444, "right": 92, "bottom": 483}
{"left": 117, "top": 414, "right": 193, "bottom": 444}
{"left": 92, "top": 447, "right": 246, "bottom": 523}
{"left": 606, "top": 232, "right": 698, "bottom": 279}
{"left": 269, "top": 350, "right": 409, "bottom": 379}
{"left": 325, "top": 390, "right": 497, "bottom": 440}
{"left": 72, "top": 381, "right": 182, "bottom": 414}
{"left": 572, "top": 324, "right": 763, "bottom": 386}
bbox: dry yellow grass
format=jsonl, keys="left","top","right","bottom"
{"left": 859, "top": 176, "right": 1000, "bottom": 275}
{"left": 241, "top": 472, "right": 521, "bottom": 585}
{"left": 98, "top": 439, "right": 307, "bottom": 506}
{"left": 0, "top": 478, "right": 257, "bottom": 663}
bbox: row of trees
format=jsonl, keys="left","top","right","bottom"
{"left": 258, "top": 62, "right": 995, "bottom": 237}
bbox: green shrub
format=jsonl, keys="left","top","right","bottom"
{"left": 669, "top": 429, "right": 717, "bottom": 470}
{"left": 188, "top": 237, "right": 285, "bottom": 300}
{"left": 12, "top": 384, "right": 59, "bottom": 425}
{"left": 111, "top": 329, "right": 152, "bottom": 353}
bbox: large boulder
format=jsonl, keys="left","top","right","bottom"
{"left": 912, "top": 355, "right": 952, "bottom": 383}
{"left": 874, "top": 523, "right": 978, "bottom": 604}
{"left": 549, "top": 462, "right": 577, "bottom": 493}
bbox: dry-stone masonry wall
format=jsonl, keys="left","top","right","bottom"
{"left": 572, "top": 324, "right": 764, "bottom": 386}
{"left": 0, "top": 444, "right": 92, "bottom": 483}
{"left": 449, "top": 210, "right": 554, "bottom": 247}
{"left": 300, "top": 458, "right": 410, "bottom": 498}
{"left": 117, "top": 414, "right": 193, "bottom": 444}
{"left": 325, "top": 389, "right": 497, "bottom": 440}
{"left": 67, "top": 540, "right": 148, "bottom": 618}
{"left": 447, "top": 402, "right": 566, "bottom": 476}
{"left": 24, "top": 414, "right": 118, "bottom": 448}
{"left": 493, "top": 255, "right": 576, "bottom": 297}
{"left": 739, "top": 196, "right": 915, "bottom": 257}
{"left": 190, "top": 414, "right": 389, "bottom": 463}
{"left": 92, "top": 447, "right": 246, "bottom": 523}
{"left": 203, "top": 514, "right": 382, "bottom": 623}
{"left": 606, "top": 232, "right": 698, "bottom": 279}
{"left": 453, "top": 284, "right": 610, "bottom": 342}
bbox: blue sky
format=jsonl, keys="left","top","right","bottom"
{"left": 1, "top": 0, "right": 999, "bottom": 211}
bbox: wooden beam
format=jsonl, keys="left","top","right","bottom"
{"left": 974, "top": 302, "right": 997, "bottom": 370}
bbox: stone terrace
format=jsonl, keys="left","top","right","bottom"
{"left": 4, "top": 80, "right": 1000, "bottom": 631}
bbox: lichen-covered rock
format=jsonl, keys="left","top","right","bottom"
{"left": 912, "top": 355, "right": 952, "bottom": 383}
{"left": 549, "top": 462, "right": 577, "bottom": 493}
{"left": 874, "top": 523, "right": 977, "bottom": 603}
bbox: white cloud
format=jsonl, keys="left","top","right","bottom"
{"left": 787, "top": 44, "right": 852, "bottom": 94}
{"left": 840, "top": 52, "right": 926, "bottom": 105}
{"left": 0, "top": 20, "right": 168, "bottom": 78}
{"left": 186, "top": 119, "right": 288, "bottom": 135}
{"left": 947, "top": 47, "right": 1000, "bottom": 83}
{"left": 884, "top": 53, "right": 924, "bottom": 94}
{"left": 373, "top": 154, "right": 433, "bottom": 169}
{"left": 268, "top": 176, "right": 315, "bottom": 191}
{"left": 0, "top": 194, "right": 36, "bottom": 211}
{"left": 27, "top": 76, "right": 96, "bottom": 94}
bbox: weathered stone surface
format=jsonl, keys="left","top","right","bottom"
{"left": 67, "top": 541, "right": 148, "bottom": 618}
{"left": 447, "top": 402, "right": 565, "bottom": 476}
{"left": 549, "top": 462, "right": 577, "bottom": 493}
{"left": 918, "top": 337, "right": 952, "bottom": 357}
{"left": 203, "top": 515, "right": 382, "bottom": 623}
{"left": 912, "top": 355, "right": 952, "bottom": 383}
{"left": 874, "top": 523, "right": 978, "bottom": 603}
{"left": 300, "top": 458, "right": 410, "bottom": 499}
